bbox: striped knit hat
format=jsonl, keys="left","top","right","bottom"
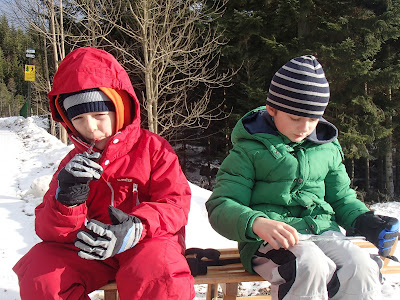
{"left": 62, "top": 88, "right": 115, "bottom": 120}
{"left": 266, "top": 55, "right": 330, "bottom": 119}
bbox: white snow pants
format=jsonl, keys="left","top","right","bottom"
{"left": 252, "top": 231, "right": 382, "bottom": 300}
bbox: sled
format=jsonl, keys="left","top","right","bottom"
{"left": 98, "top": 238, "right": 399, "bottom": 300}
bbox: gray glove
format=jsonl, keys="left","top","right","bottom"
{"left": 75, "top": 206, "right": 143, "bottom": 260}
{"left": 56, "top": 152, "right": 103, "bottom": 206}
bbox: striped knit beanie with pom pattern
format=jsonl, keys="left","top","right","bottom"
{"left": 266, "top": 55, "right": 330, "bottom": 119}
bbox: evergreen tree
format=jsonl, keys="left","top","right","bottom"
{"left": 366, "top": 0, "right": 400, "bottom": 196}
{"left": 0, "top": 48, "right": 5, "bottom": 83}
{"left": 210, "top": 0, "right": 400, "bottom": 197}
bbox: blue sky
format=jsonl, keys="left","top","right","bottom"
{"left": 0, "top": 0, "right": 12, "bottom": 15}
{"left": 0, "top": 0, "right": 24, "bottom": 28}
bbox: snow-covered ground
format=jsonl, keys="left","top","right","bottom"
{"left": 0, "top": 116, "right": 399, "bottom": 299}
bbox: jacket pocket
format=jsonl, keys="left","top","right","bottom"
{"left": 108, "top": 178, "right": 139, "bottom": 211}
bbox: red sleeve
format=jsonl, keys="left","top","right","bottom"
{"left": 132, "top": 138, "right": 191, "bottom": 240}
{"left": 35, "top": 150, "right": 88, "bottom": 243}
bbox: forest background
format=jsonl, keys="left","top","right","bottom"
{"left": 1, "top": 0, "right": 400, "bottom": 204}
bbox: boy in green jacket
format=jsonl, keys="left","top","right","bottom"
{"left": 206, "top": 55, "right": 399, "bottom": 300}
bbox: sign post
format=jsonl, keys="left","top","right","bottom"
{"left": 24, "top": 49, "right": 35, "bottom": 117}
{"left": 24, "top": 65, "right": 35, "bottom": 81}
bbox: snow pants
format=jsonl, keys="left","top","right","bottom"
{"left": 252, "top": 231, "right": 382, "bottom": 300}
{"left": 13, "top": 236, "right": 195, "bottom": 300}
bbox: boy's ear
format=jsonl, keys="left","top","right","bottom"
{"left": 266, "top": 105, "right": 277, "bottom": 117}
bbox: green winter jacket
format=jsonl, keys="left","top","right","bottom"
{"left": 206, "top": 107, "right": 369, "bottom": 273}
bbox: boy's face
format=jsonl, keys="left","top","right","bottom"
{"left": 266, "top": 105, "right": 319, "bottom": 143}
{"left": 71, "top": 111, "right": 116, "bottom": 150}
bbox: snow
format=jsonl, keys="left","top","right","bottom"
{"left": 0, "top": 116, "right": 399, "bottom": 299}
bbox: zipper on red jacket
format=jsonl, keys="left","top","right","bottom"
{"left": 106, "top": 182, "right": 115, "bottom": 206}
{"left": 133, "top": 183, "right": 139, "bottom": 205}
{"left": 106, "top": 181, "right": 139, "bottom": 207}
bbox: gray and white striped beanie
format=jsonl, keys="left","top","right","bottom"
{"left": 62, "top": 88, "right": 115, "bottom": 120}
{"left": 266, "top": 55, "right": 330, "bottom": 119}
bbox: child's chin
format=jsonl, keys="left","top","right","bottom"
{"left": 291, "top": 136, "right": 306, "bottom": 142}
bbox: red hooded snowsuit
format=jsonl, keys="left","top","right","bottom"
{"left": 13, "top": 47, "right": 195, "bottom": 299}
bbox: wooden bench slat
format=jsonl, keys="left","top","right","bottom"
{"left": 216, "top": 297, "right": 271, "bottom": 300}
{"left": 381, "top": 266, "right": 400, "bottom": 274}
{"left": 100, "top": 282, "right": 117, "bottom": 290}
{"left": 206, "top": 263, "right": 245, "bottom": 270}
{"left": 195, "top": 273, "right": 264, "bottom": 285}
{"left": 215, "top": 296, "right": 272, "bottom": 300}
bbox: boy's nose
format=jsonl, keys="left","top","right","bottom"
{"left": 298, "top": 121, "right": 310, "bottom": 132}
{"left": 84, "top": 117, "right": 97, "bottom": 132}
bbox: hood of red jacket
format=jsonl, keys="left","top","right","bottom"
{"left": 48, "top": 47, "right": 140, "bottom": 141}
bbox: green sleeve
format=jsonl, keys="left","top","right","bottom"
{"left": 324, "top": 142, "right": 369, "bottom": 229}
{"left": 206, "top": 144, "right": 267, "bottom": 242}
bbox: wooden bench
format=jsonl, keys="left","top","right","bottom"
{"left": 98, "top": 239, "right": 399, "bottom": 300}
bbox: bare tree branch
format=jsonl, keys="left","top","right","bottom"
{"left": 6, "top": 0, "right": 235, "bottom": 140}
{"left": 103, "top": 0, "right": 235, "bottom": 138}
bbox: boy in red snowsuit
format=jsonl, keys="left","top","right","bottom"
{"left": 13, "top": 47, "right": 195, "bottom": 299}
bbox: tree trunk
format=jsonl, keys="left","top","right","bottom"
{"left": 49, "top": 1, "right": 58, "bottom": 70}
{"left": 59, "top": 0, "right": 65, "bottom": 58}
{"left": 207, "top": 137, "right": 212, "bottom": 189}
{"left": 224, "top": 89, "right": 230, "bottom": 156}
{"left": 42, "top": 30, "right": 56, "bottom": 136}
{"left": 364, "top": 157, "right": 370, "bottom": 195}
{"left": 181, "top": 140, "right": 187, "bottom": 174}
{"left": 385, "top": 128, "right": 394, "bottom": 196}
{"left": 142, "top": 1, "right": 156, "bottom": 133}
{"left": 363, "top": 83, "right": 370, "bottom": 195}
{"left": 50, "top": 0, "right": 67, "bottom": 144}
{"left": 385, "top": 88, "right": 394, "bottom": 197}
{"left": 298, "top": 0, "right": 312, "bottom": 39}
{"left": 377, "top": 158, "right": 384, "bottom": 192}
{"left": 88, "top": 0, "right": 97, "bottom": 46}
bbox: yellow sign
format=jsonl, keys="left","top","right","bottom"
{"left": 24, "top": 65, "right": 35, "bottom": 81}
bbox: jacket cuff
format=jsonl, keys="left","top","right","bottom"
{"left": 245, "top": 213, "right": 269, "bottom": 240}
{"left": 54, "top": 197, "right": 87, "bottom": 216}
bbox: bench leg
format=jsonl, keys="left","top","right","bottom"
{"left": 104, "top": 289, "right": 119, "bottom": 300}
{"left": 206, "top": 283, "right": 218, "bottom": 300}
{"left": 221, "top": 282, "right": 238, "bottom": 300}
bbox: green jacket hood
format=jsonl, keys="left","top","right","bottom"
{"left": 232, "top": 107, "right": 338, "bottom": 146}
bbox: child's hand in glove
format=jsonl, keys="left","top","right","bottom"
{"left": 56, "top": 152, "right": 103, "bottom": 206}
{"left": 75, "top": 206, "right": 143, "bottom": 260}
{"left": 348, "top": 211, "right": 399, "bottom": 257}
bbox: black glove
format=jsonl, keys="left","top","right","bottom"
{"left": 348, "top": 211, "right": 399, "bottom": 257}
{"left": 56, "top": 152, "right": 103, "bottom": 206}
{"left": 75, "top": 206, "right": 143, "bottom": 260}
